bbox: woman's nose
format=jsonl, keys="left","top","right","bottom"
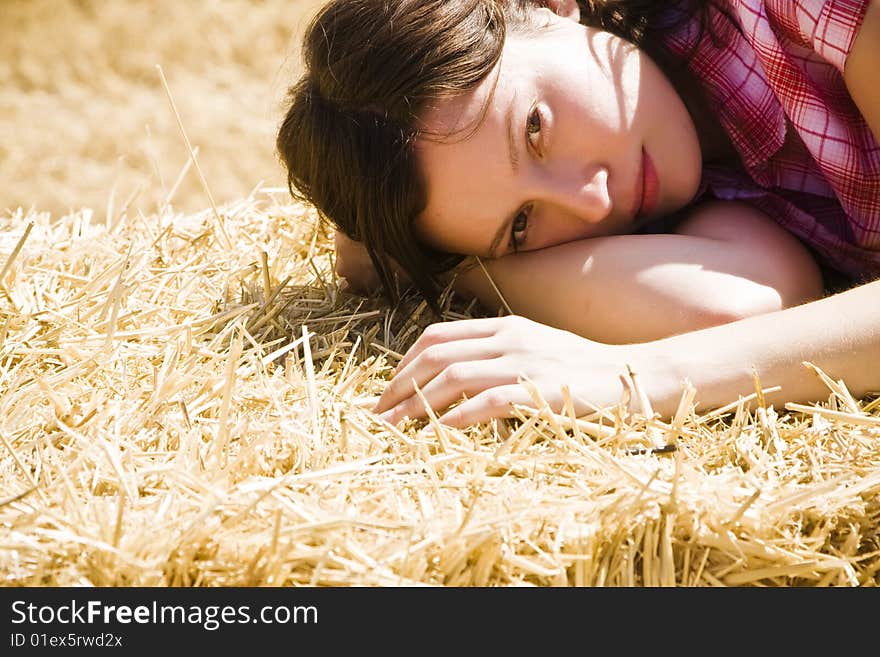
{"left": 544, "top": 165, "right": 612, "bottom": 224}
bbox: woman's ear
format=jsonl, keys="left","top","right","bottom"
{"left": 541, "top": 0, "right": 581, "bottom": 22}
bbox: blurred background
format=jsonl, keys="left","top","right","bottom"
{"left": 1, "top": 0, "right": 327, "bottom": 218}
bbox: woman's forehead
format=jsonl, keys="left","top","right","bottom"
{"left": 416, "top": 25, "right": 561, "bottom": 135}
{"left": 418, "top": 62, "right": 506, "bottom": 137}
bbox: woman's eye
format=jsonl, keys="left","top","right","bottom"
{"left": 526, "top": 106, "right": 542, "bottom": 148}
{"left": 510, "top": 207, "right": 530, "bottom": 252}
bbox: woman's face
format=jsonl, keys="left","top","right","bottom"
{"left": 414, "top": 9, "right": 703, "bottom": 258}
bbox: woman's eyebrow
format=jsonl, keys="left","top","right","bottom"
{"left": 506, "top": 91, "right": 520, "bottom": 172}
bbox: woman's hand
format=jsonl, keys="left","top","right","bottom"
{"left": 375, "top": 279, "right": 880, "bottom": 430}
{"left": 374, "top": 315, "right": 668, "bottom": 427}
{"left": 334, "top": 230, "right": 382, "bottom": 293}
{"left": 334, "top": 230, "right": 417, "bottom": 294}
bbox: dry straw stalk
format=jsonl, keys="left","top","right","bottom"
{"left": 0, "top": 195, "right": 878, "bottom": 587}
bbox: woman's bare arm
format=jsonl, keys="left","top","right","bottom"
{"left": 453, "top": 201, "right": 825, "bottom": 344}
{"left": 334, "top": 201, "right": 824, "bottom": 343}
{"left": 375, "top": 278, "right": 880, "bottom": 427}
{"left": 644, "top": 277, "right": 880, "bottom": 416}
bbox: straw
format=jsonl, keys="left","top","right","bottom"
{"left": 1, "top": 200, "right": 878, "bottom": 588}
{"left": 155, "top": 64, "right": 232, "bottom": 250}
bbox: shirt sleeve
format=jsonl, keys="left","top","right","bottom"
{"left": 788, "top": 0, "right": 871, "bottom": 74}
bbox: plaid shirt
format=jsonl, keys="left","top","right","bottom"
{"left": 664, "top": 0, "right": 880, "bottom": 284}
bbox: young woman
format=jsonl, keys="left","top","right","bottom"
{"left": 277, "top": 0, "right": 880, "bottom": 425}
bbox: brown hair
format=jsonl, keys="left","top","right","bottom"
{"left": 276, "top": 0, "right": 727, "bottom": 313}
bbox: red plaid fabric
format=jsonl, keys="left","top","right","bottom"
{"left": 664, "top": 0, "right": 880, "bottom": 283}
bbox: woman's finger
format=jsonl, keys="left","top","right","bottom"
{"left": 437, "top": 384, "right": 532, "bottom": 428}
{"left": 375, "top": 336, "right": 505, "bottom": 414}
{"left": 378, "top": 357, "right": 517, "bottom": 424}
{"left": 394, "top": 317, "right": 503, "bottom": 372}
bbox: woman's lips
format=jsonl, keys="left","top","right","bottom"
{"left": 635, "top": 147, "right": 660, "bottom": 219}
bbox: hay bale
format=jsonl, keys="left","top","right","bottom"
{"left": 1, "top": 192, "right": 878, "bottom": 587}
